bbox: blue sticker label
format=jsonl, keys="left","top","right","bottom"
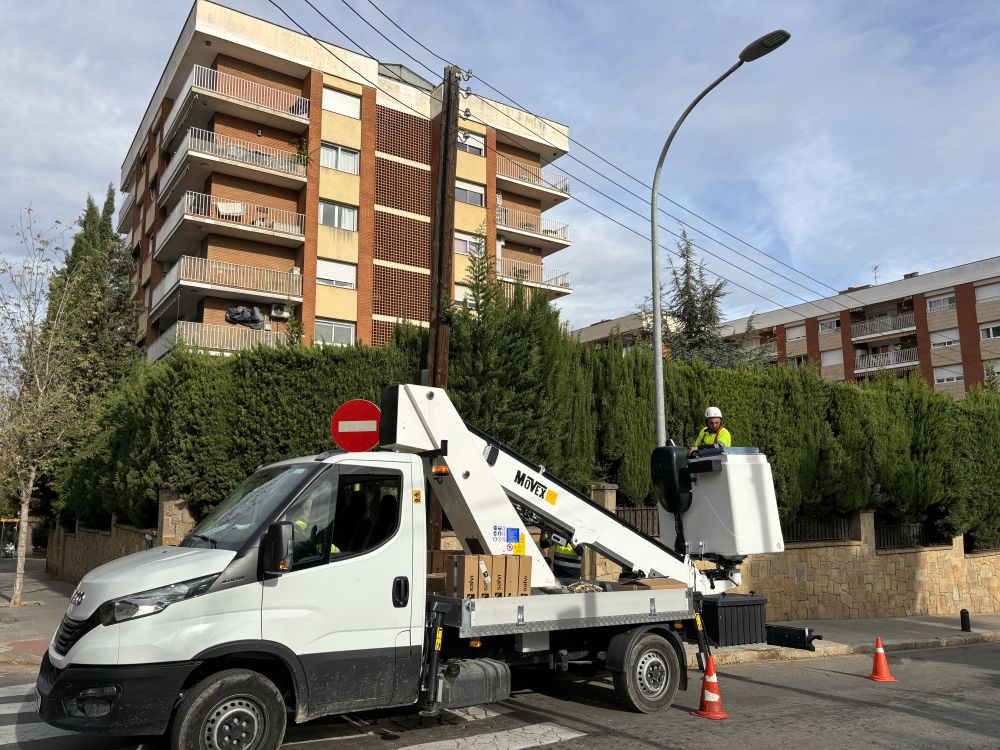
{"left": 506, "top": 527, "right": 521, "bottom": 543}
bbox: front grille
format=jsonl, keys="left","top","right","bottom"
{"left": 53, "top": 613, "right": 100, "bottom": 656}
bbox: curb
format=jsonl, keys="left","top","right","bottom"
{"left": 685, "top": 630, "right": 1000, "bottom": 669}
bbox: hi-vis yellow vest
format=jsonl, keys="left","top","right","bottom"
{"left": 695, "top": 426, "right": 732, "bottom": 448}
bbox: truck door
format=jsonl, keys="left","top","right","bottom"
{"left": 262, "top": 459, "right": 415, "bottom": 714}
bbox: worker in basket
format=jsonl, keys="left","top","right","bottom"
{"left": 689, "top": 406, "right": 732, "bottom": 457}
{"left": 540, "top": 532, "right": 584, "bottom": 582}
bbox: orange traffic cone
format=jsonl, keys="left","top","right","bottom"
{"left": 867, "top": 637, "right": 897, "bottom": 682}
{"left": 691, "top": 654, "right": 731, "bottom": 720}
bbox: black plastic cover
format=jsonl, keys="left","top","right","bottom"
{"left": 650, "top": 446, "right": 692, "bottom": 513}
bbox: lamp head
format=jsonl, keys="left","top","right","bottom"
{"left": 739, "top": 30, "right": 791, "bottom": 62}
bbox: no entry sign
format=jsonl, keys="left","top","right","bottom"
{"left": 330, "top": 399, "right": 382, "bottom": 452}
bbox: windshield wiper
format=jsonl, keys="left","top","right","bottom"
{"left": 186, "top": 533, "right": 218, "bottom": 548}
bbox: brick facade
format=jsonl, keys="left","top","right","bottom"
{"left": 775, "top": 324, "right": 787, "bottom": 364}
{"left": 955, "top": 282, "right": 984, "bottom": 389}
{"left": 375, "top": 105, "right": 431, "bottom": 164}
{"left": 299, "top": 69, "right": 323, "bottom": 343}
{"left": 212, "top": 53, "right": 306, "bottom": 97}
{"left": 210, "top": 112, "right": 299, "bottom": 153}
{"left": 805, "top": 316, "right": 820, "bottom": 363}
{"left": 375, "top": 158, "right": 431, "bottom": 215}
{"left": 912, "top": 292, "right": 934, "bottom": 384}
{"left": 357, "top": 86, "right": 377, "bottom": 344}
{"left": 202, "top": 234, "right": 297, "bottom": 271}
{"left": 839, "top": 311, "right": 855, "bottom": 381}
{"left": 205, "top": 173, "right": 299, "bottom": 214}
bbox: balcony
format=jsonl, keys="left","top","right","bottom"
{"left": 854, "top": 347, "right": 920, "bottom": 373}
{"left": 851, "top": 312, "right": 916, "bottom": 341}
{"left": 117, "top": 182, "right": 136, "bottom": 234}
{"left": 160, "top": 128, "right": 307, "bottom": 205}
{"left": 496, "top": 205, "right": 570, "bottom": 255}
{"left": 156, "top": 191, "right": 306, "bottom": 262}
{"left": 497, "top": 257, "right": 571, "bottom": 297}
{"left": 163, "top": 65, "right": 310, "bottom": 145}
{"left": 147, "top": 320, "right": 284, "bottom": 362}
{"left": 495, "top": 154, "right": 570, "bottom": 209}
{"left": 150, "top": 255, "right": 303, "bottom": 325}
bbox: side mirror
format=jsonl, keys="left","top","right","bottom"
{"left": 262, "top": 522, "right": 294, "bottom": 575}
{"left": 650, "top": 446, "right": 692, "bottom": 514}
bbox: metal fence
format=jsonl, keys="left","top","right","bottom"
{"left": 780, "top": 515, "right": 860, "bottom": 543}
{"left": 874, "top": 522, "right": 947, "bottom": 550}
{"left": 615, "top": 507, "right": 660, "bottom": 537}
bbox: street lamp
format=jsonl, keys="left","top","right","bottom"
{"left": 650, "top": 30, "right": 791, "bottom": 447}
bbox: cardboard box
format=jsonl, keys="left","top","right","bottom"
{"left": 426, "top": 573, "right": 447, "bottom": 596}
{"left": 478, "top": 556, "right": 495, "bottom": 597}
{"left": 618, "top": 577, "right": 688, "bottom": 591}
{"left": 517, "top": 555, "right": 532, "bottom": 596}
{"left": 491, "top": 556, "right": 507, "bottom": 598}
{"left": 503, "top": 555, "right": 520, "bottom": 596}
{"left": 447, "top": 555, "right": 481, "bottom": 598}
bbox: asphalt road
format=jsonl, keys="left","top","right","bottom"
{"left": 2, "top": 643, "right": 998, "bottom": 749}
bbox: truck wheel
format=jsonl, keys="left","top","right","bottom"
{"left": 612, "top": 633, "right": 680, "bottom": 713}
{"left": 170, "top": 668, "right": 287, "bottom": 750}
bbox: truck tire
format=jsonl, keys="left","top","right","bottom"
{"left": 169, "top": 668, "right": 287, "bottom": 750}
{"left": 612, "top": 633, "right": 680, "bottom": 713}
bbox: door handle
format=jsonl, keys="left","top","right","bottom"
{"left": 392, "top": 576, "right": 409, "bottom": 608}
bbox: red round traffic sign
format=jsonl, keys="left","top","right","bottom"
{"left": 330, "top": 399, "right": 382, "bottom": 452}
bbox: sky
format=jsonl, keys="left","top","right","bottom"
{"left": 2, "top": 0, "right": 1000, "bottom": 330}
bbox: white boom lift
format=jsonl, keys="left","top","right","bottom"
{"left": 37, "top": 384, "right": 784, "bottom": 748}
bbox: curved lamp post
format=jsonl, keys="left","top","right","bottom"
{"left": 650, "top": 30, "right": 791, "bottom": 446}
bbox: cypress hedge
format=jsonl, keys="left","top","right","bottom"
{"left": 57, "top": 304, "right": 1000, "bottom": 549}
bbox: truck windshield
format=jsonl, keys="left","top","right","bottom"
{"left": 181, "top": 464, "right": 318, "bottom": 551}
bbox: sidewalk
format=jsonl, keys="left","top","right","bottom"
{"left": 0, "top": 557, "right": 73, "bottom": 667}
{"left": 3, "top": 557, "right": 999, "bottom": 671}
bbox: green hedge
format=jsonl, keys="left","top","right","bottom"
{"left": 57, "top": 308, "right": 1000, "bottom": 549}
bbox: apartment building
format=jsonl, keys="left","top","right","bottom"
{"left": 719, "top": 257, "right": 1000, "bottom": 398}
{"left": 118, "top": 0, "right": 573, "bottom": 361}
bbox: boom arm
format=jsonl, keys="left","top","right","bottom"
{"left": 381, "top": 385, "right": 731, "bottom": 593}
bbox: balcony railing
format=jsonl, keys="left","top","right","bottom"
{"left": 496, "top": 205, "right": 569, "bottom": 241}
{"left": 159, "top": 191, "right": 306, "bottom": 250}
{"left": 151, "top": 255, "right": 303, "bottom": 311}
{"left": 855, "top": 347, "right": 919, "bottom": 371}
{"left": 851, "top": 312, "right": 916, "bottom": 339}
{"left": 169, "top": 127, "right": 307, "bottom": 181}
{"left": 496, "top": 154, "right": 570, "bottom": 194}
{"left": 118, "top": 183, "right": 136, "bottom": 229}
{"left": 148, "top": 320, "right": 284, "bottom": 361}
{"left": 497, "top": 257, "right": 571, "bottom": 289}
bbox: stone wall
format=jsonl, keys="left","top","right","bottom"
{"left": 46, "top": 490, "right": 197, "bottom": 585}
{"left": 731, "top": 511, "right": 1000, "bottom": 620}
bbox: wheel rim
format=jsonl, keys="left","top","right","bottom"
{"left": 635, "top": 649, "right": 669, "bottom": 700}
{"left": 203, "top": 695, "right": 266, "bottom": 750}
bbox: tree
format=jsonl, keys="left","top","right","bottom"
{"left": 0, "top": 210, "right": 83, "bottom": 606}
{"left": 640, "top": 230, "right": 770, "bottom": 368}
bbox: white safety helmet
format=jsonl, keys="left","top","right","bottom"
{"left": 704, "top": 406, "right": 723, "bottom": 420}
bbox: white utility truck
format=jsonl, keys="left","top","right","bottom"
{"left": 36, "top": 385, "right": 783, "bottom": 748}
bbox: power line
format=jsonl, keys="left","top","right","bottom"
{"left": 269, "top": 0, "right": 971, "bottom": 379}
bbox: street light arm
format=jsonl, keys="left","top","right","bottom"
{"left": 649, "top": 59, "right": 742, "bottom": 447}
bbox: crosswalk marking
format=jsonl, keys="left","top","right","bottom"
{"left": 445, "top": 705, "right": 512, "bottom": 721}
{"left": 0, "top": 721, "right": 75, "bottom": 745}
{"left": 0, "top": 701, "right": 32, "bottom": 716}
{"left": 403, "top": 722, "right": 586, "bottom": 750}
{"left": 0, "top": 684, "right": 34, "bottom": 699}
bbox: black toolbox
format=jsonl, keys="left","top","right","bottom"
{"left": 700, "top": 593, "right": 768, "bottom": 646}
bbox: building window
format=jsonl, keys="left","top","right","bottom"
{"left": 315, "top": 318, "right": 355, "bottom": 347}
{"left": 456, "top": 130, "right": 484, "bottom": 156}
{"left": 454, "top": 283, "right": 475, "bottom": 310}
{"left": 931, "top": 328, "right": 960, "bottom": 348}
{"left": 785, "top": 324, "right": 806, "bottom": 341}
{"left": 322, "top": 87, "right": 361, "bottom": 119}
{"left": 455, "top": 179, "right": 485, "bottom": 207}
{"left": 320, "top": 143, "right": 360, "bottom": 174}
{"left": 819, "top": 318, "right": 841, "bottom": 334}
{"left": 927, "top": 293, "right": 956, "bottom": 313}
{"left": 820, "top": 348, "right": 843, "bottom": 366}
{"left": 934, "top": 364, "right": 964, "bottom": 384}
{"left": 319, "top": 200, "right": 358, "bottom": 231}
{"left": 981, "top": 321, "right": 1000, "bottom": 340}
{"left": 316, "top": 259, "right": 357, "bottom": 289}
{"left": 454, "top": 231, "right": 480, "bottom": 255}
{"left": 155, "top": 130, "right": 162, "bottom": 149}
{"left": 975, "top": 282, "right": 1000, "bottom": 302}
{"left": 787, "top": 355, "right": 808, "bottom": 366}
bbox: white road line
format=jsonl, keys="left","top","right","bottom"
{"left": 282, "top": 731, "right": 375, "bottom": 746}
{"left": 444, "top": 705, "right": 513, "bottom": 721}
{"left": 403, "top": 722, "right": 586, "bottom": 750}
{"left": 0, "top": 721, "right": 75, "bottom": 744}
{"left": 0, "top": 684, "right": 34, "bottom": 698}
{"left": 0, "top": 700, "right": 31, "bottom": 715}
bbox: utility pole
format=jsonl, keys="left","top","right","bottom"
{"left": 426, "top": 64, "right": 461, "bottom": 550}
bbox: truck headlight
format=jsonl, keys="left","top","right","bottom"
{"left": 98, "top": 575, "right": 218, "bottom": 625}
